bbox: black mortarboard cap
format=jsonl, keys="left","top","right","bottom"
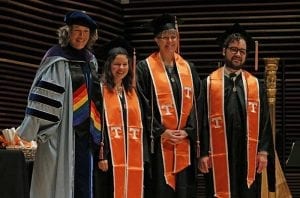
{"left": 64, "top": 10, "right": 97, "bottom": 31}
{"left": 101, "top": 36, "right": 133, "bottom": 58}
{"left": 143, "top": 13, "right": 180, "bottom": 37}
{"left": 216, "top": 23, "right": 255, "bottom": 51}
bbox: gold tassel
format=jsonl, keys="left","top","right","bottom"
{"left": 99, "top": 141, "right": 104, "bottom": 160}
{"left": 132, "top": 48, "right": 137, "bottom": 88}
{"left": 175, "top": 16, "right": 180, "bottom": 54}
{"left": 255, "top": 41, "right": 258, "bottom": 71}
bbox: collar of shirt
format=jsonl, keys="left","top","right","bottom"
{"left": 224, "top": 66, "right": 242, "bottom": 78}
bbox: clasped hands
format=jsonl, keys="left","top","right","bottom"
{"left": 161, "top": 129, "right": 188, "bottom": 144}
{"left": 98, "top": 129, "right": 188, "bottom": 172}
{"left": 198, "top": 151, "right": 268, "bottom": 174}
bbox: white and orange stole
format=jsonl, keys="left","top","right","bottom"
{"left": 207, "top": 67, "right": 260, "bottom": 198}
{"left": 146, "top": 52, "right": 193, "bottom": 190}
{"left": 102, "top": 85, "right": 143, "bottom": 198}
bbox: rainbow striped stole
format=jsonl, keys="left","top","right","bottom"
{"left": 73, "top": 83, "right": 101, "bottom": 144}
{"left": 73, "top": 83, "right": 89, "bottom": 126}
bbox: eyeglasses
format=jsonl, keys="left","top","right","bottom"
{"left": 158, "top": 35, "right": 177, "bottom": 41}
{"left": 227, "top": 47, "right": 247, "bottom": 56}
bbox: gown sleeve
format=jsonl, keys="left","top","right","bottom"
{"left": 17, "top": 60, "right": 67, "bottom": 143}
{"left": 258, "top": 80, "right": 275, "bottom": 192}
{"left": 258, "top": 81, "right": 274, "bottom": 155}
{"left": 182, "top": 62, "right": 201, "bottom": 143}
{"left": 200, "top": 77, "right": 210, "bottom": 157}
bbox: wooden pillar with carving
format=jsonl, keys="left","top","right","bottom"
{"left": 261, "top": 57, "right": 292, "bottom": 198}
{"left": 265, "top": 57, "right": 279, "bottom": 142}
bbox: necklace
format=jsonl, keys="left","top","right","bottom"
{"left": 166, "top": 66, "right": 175, "bottom": 83}
{"left": 116, "top": 86, "right": 123, "bottom": 97}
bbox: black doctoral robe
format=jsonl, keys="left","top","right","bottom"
{"left": 201, "top": 71, "right": 275, "bottom": 198}
{"left": 136, "top": 59, "right": 201, "bottom": 198}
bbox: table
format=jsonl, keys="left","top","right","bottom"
{"left": 0, "top": 149, "right": 32, "bottom": 198}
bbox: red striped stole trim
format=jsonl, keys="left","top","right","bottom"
{"left": 90, "top": 101, "right": 101, "bottom": 131}
{"left": 73, "top": 84, "right": 88, "bottom": 111}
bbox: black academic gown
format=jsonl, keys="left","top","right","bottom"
{"left": 201, "top": 72, "right": 275, "bottom": 198}
{"left": 136, "top": 59, "right": 201, "bottom": 198}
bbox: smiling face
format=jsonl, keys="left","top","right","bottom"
{"left": 111, "top": 54, "right": 129, "bottom": 85}
{"left": 69, "top": 25, "right": 90, "bottom": 50}
{"left": 223, "top": 38, "right": 247, "bottom": 70}
{"left": 155, "top": 29, "right": 178, "bottom": 55}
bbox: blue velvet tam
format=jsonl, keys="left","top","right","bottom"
{"left": 64, "top": 10, "right": 97, "bottom": 30}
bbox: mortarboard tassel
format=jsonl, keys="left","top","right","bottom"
{"left": 255, "top": 40, "right": 258, "bottom": 71}
{"left": 99, "top": 87, "right": 105, "bottom": 161}
{"left": 196, "top": 140, "right": 200, "bottom": 159}
{"left": 150, "top": 135, "right": 154, "bottom": 154}
{"left": 193, "top": 93, "right": 200, "bottom": 158}
{"left": 132, "top": 48, "right": 137, "bottom": 88}
{"left": 99, "top": 141, "right": 104, "bottom": 160}
{"left": 150, "top": 85, "right": 155, "bottom": 154}
{"left": 175, "top": 16, "right": 180, "bottom": 54}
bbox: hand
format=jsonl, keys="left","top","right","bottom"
{"left": 161, "top": 129, "right": 187, "bottom": 144}
{"left": 198, "top": 156, "right": 211, "bottom": 173}
{"left": 256, "top": 152, "right": 268, "bottom": 173}
{"left": 98, "top": 160, "right": 108, "bottom": 172}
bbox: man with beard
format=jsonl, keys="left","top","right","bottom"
{"left": 198, "top": 23, "right": 274, "bottom": 198}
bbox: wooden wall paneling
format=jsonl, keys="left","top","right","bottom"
{"left": 0, "top": 60, "right": 37, "bottom": 129}
{"left": 123, "top": 0, "right": 300, "bottom": 197}
{"left": 124, "top": 0, "right": 300, "bottom": 75}
{"left": 1, "top": 0, "right": 300, "bottom": 196}
{"left": 0, "top": 0, "right": 124, "bottom": 130}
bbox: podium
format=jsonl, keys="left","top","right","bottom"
{"left": 286, "top": 141, "right": 300, "bottom": 167}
